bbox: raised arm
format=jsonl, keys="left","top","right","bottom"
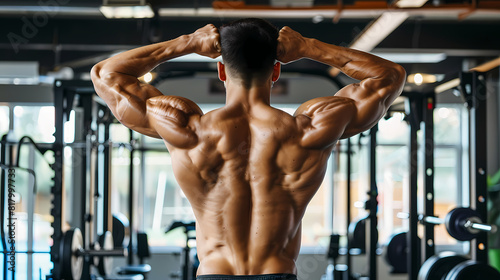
{"left": 91, "top": 24, "right": 220, "bottom": 148}
{"left": 277, "top": 27, "right": 405, "bottom": 149}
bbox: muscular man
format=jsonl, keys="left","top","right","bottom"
{"left": 91, "top": 18, "right": 405, "bottom": 279}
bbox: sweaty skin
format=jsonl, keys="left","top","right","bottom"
{"left": 91, "top": 24, "right": 405, "bottom": 276}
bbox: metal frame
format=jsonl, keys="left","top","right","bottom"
{"left": 460, "top": 71, "right": 489, "bottom": 263}
{"left": 1, "top": 134, "right": 9, "bottom": 280}
{"left": 367, "top": 125, "right": 378, "bottom": 280}
{"left": 346, "top": 137, "right": 352, "bottom": 279}
{"left": 128, "top": 129, "right": 135, "bottom": 265}
{"left": 50, "top": 80, "right": 97, "bottom": 279}
{"left": 405, "top": 91, "right": 436, "bottom": 280}
{"left": 402, "top": 71, "right": 490, "bottom": 280}
{"left": 422, "top": 96, "right": 435, "bottom": 261}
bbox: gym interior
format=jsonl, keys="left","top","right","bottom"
{"left": 1, "top": 1, "right": 500, "bottom": 280}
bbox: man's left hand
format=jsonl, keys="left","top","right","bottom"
{"left": 190, "top": 24, "right": 221, "bottom": 59}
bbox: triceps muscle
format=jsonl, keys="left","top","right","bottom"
{"left": 146, "top": 96, "right": 202, "bottom": 148}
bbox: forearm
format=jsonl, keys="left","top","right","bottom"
{"left": 93, "top": 35, "right": 195, "bottom": 78}
{"left": 302, "top": 38, "right": 403, "bottom": 81}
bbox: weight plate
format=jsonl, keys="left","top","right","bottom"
{"left": 445, "top": 207, "right": 480, "bottom": 241}
{"left": 384, "top": 232, "right": 409, "bottom": 273}
{"left": 61, "top": 228, "right": 84, "bottom": 280}
{"left": 113, "top": 213, "right": 129, "bottom": 248}
{"left": 444, "top": 260, "right": 500, "bottom": 280}
{"left": 417, "top": 251, "right": 468, "bottom": 280}
{"left": 98, "top": 231, "right": 114, "bottom": 276}
{"left": 348, "top": 217, "right": 367, "bottom": 252}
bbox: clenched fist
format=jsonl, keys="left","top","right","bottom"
{"left": 277, "top": 26, "right": 308, "bottom": 64}
{"left": 189, "top": 24, "right": 221, "bottom": 59}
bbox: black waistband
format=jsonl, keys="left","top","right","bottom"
{"left": 196, "top": 274, "right": 297, "bottom": 280}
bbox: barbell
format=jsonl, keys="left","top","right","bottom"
{"left": 398, "top": 207, "right": 497, "bottom": 241}
{"left": 60, "top": 228, "right": 127, "bottom": 280}
{"left": 422, "top": 207, "right": 497, "bottom": 241}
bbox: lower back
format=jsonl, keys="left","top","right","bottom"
{"left": 192, "top": 179, "right": 303, "bottom": 276}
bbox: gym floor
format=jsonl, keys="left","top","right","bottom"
{"left": 1, "top": 1, "right": 500, "bottom": 280}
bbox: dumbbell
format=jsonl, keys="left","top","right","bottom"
{"left": 60, "top": 228, "right": 127, "bottom": 280}
{"left": 398, "top": 207, "right": 497, "bottom": 241}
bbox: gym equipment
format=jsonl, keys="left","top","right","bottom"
{"left": 444, "top": 207, "right": 497, "bottom": 241}
{"left": 406, "top": 72, "right": 495, "bottom": 280}
{"left": 384, "top": 232, "right": 420, "bottom": 274}
{"left": 326, "top": 234, "right": 340, "bottom": 260}
{"left": 444, "top": 260, "right": 500, "bottom": 280}
{"left": 417, "top": 252, "right": 468, "bottom": 280}
{"left": 322, "top": 234, "right": 351, "bottom": 280}
{"left": 418, "top": 252, "right": 500, "bottom": 280}
{"left": 60, "top": 228, "right": 126, "bottom": 280}
{"left": 117, "top": 232, "right": 151, "bottom": 279}
{"left": 398, "top": 207, "right": 497, "bottom": 241}
{"left": 366, "top": 125, "right": 379, "bottom": 280}
{"left": 348, "top": 217, "right": 367, "bottom": 253}
{"left": 113, "top": 213, "right": 130, "bottom": 248}
{"left": 98, "top": 231, "right": 115, "bottom": 277}
{"left": 416, "top": 207, "right": 497, "bottom": 241}
{"left": 166, "top": 221, "right": 197, "bottom": 280}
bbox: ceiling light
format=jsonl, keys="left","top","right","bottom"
{"left": 396, "top": 0, "right": 428, "bottom": 8}
{"left": 350, "top": 12, "right": 409, "bottom": 52}
{"left": 407, "top": 73, "right": 438, "bottom": 85}
{"left": 100, "top": 0, "right": 154, "bottom": 19}
{"left": 139, "top": 72, "right": 156, "bottom": 83}
{"left": 414, "top": 73, "right": 423, "bottom": 85}
{"left": 143, "top": 72, "right": 153, "bottom": 83}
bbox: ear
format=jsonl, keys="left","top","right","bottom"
{"left": 272, "top": 62, "right": 281, "bottom": 82}
{"left": 217, "top": 62, "right": 226, "bottom": 82}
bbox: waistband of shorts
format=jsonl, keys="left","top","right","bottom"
{"left": 196, "top": 273, "right": 297, "bottom": 280}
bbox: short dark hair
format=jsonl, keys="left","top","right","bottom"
{"left": 219, "top": 18, "right": 278, "bottom": 85}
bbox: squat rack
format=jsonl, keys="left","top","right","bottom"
{"left": 405, "top": 71, "right": 490, "bottom": 280}
{"left": 50, "top": 80, "right": 121, "bottom": 278}
{"left": 405, "top": 91, "right": 435, "bottom": 280}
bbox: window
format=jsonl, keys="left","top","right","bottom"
{"left": 142, "top": 151, "right": 195, "bottom": 247}
{"left": 5, "top": 105, "right": 58, "bottom": 279}
{"left": 13, "top": 106, "right": 55, "bottom": 142}
{"left": 0, "top": 106, "right": 9, "bottom": 136}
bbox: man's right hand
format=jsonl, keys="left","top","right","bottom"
{"left": 277, "top": 26, "right": 308, "bottom": 64}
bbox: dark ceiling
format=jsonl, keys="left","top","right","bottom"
{"left": 1, "top": 0, "right": 499, "bottom": 93}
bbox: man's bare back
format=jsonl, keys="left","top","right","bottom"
{"left": 173, "top": 103, "right": 335, "bottom": 275}
{"left": 91, "top": 18, "right": 405, "bottom": 278}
